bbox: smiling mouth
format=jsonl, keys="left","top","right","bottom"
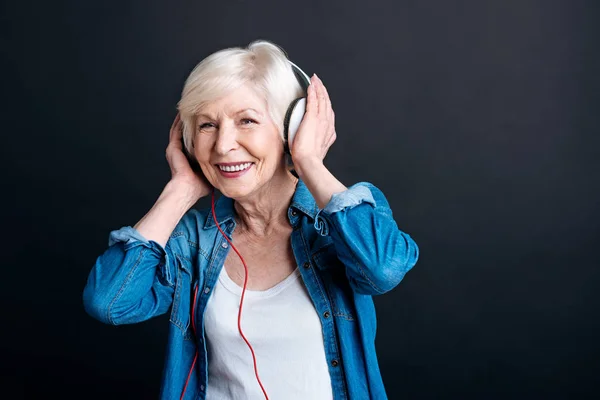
{"left": 217, "top": 162, "right": 254, "bottom": 172}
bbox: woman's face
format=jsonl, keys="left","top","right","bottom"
{"left": 192, "top": 84, "right": 286, "bottom": 200}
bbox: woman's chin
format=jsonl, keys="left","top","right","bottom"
{"left": 217, "top": 179, "right": 257, "bottom": 200}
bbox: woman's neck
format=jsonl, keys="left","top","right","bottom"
{"left": 232, "top": 170, "right": 298, "bottom": 237}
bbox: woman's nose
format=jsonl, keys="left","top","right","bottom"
{"left": 214, "top": 122, "right": 239, "bottom": 155}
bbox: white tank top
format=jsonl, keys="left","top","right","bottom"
{"left": 204, "top": 264, "right": 334, "bottom": 400}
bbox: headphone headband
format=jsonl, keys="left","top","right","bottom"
{"left": 288, "top": 60, "right": 311, "bottom": 90}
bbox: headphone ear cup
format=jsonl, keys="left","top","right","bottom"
{"left": 283, "top": 97, "right": 307, "bottom": 155}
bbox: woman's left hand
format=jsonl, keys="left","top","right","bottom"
{"left": 290, "top": 74, "right": 337, "bottom": 167}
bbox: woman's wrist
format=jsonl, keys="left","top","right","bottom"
{"left": 294, "top": 158, "right": 347, "bottom": 209}
{"left": 165, "top": 178, "right": 207, "bottom": 206}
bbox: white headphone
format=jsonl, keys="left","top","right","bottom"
{"left": 283, "top": 60, "right": 312, "bottom": 156}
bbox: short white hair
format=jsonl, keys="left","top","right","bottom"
{"left": 177, "top": 40, "right": 305, "bottom": 161}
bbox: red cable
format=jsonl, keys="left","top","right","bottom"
{"left": 210, "top": 189, "right": 269, "bottom": 400}
{"left": 180, "top": 284, "right": 199, "bottom": 400}
{"left": 180, "top": 189, "right": 269, "bottom": 400}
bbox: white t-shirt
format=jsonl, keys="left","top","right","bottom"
{"left": 204, "top": 265, "right": 334, "bottom": 400}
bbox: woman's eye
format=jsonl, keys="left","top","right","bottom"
{"left": 241, "top": 118, "right": 256, "bottom": 125}
{"left": 199, "top": 122, "right": 215, "bottom": 130}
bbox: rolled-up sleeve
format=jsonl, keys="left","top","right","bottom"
{"left": 108, "top": 226, "right": 152, "bottom": 246}
{"left": 314, "top": 182, "right": 419, "bottom": 295}
{"left": 82, "top": 226, "right": 178, "bottom": 325}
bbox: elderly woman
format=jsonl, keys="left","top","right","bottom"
{"left": 83, "top": 40, "right": 419, "bottom": 400}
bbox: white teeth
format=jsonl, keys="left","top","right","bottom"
{"left": 219, "top": 162, "right": 252, "bottom": 172}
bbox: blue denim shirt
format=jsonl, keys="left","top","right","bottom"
{"left": 83, "top": 179, "right": 419, "bottom": 399}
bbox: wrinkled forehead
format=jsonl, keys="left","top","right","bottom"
{"left": 196, "top": 83, "right": 269, "bottom": 120}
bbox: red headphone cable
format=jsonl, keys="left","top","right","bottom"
{"left": 180, "top": 285, "right": 199, "bottom": 400}
{"left": 180, "top": 188, "right": 269, "bottom": 400}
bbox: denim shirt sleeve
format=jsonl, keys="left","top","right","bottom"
{"left": 313, "top": 182, "right": 420, "bottom": 295}
{"left": 82, "top": 226, "right": 178, "bottom": 325}
{"left": 313, "top": 186, "right": 376, "bottom": 235}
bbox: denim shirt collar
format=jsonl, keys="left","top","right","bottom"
{"left": 202, "top": 178, "right": 319, "bottom": 230}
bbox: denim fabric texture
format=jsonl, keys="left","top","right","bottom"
{"left": 83, "top": 179, "right": 419, "bottom": 399}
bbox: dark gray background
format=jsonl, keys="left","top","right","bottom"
{"left": 2, "top": 0, "right": 599, "bottom": 398}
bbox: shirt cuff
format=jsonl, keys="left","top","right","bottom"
{"left": 107, "top": 226, "right": 173, "bottom": 285}
{"left": 108, "top": 226, "right": 151, "bottom": 247}
{"left": 313, "top": 184, "right": 377, "bottom": 236}
{"left": 322, "top": 185, "right": 376, "bottom": 214}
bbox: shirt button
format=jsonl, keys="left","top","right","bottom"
{"left": 204, "top": 287, "right": 210, "bottom": 294}
{"left": 200, "top": 384, "right": 205, "bottom": 391}
{"left": 291, "top": 210, "right": 297, "bottom": 216}
{"left": 323, "top": 311, "right": 330, "bottom": 318}
{"left": 303, "top": 262, "right": 311, "bottom": 269}
{"left": 331, "top": 359, "right": 339, "bottom": 367}
{"left": 221, "top": 242, "right": 228, "bottom": 248}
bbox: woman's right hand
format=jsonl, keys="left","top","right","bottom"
{"left": 166, "top": 113, "right": 213, "bottom": 200}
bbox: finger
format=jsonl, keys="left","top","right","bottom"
{"left": 306, "top": 75, "right": 318, "bottom": 115}
{"left": 169, "top": 113, "right": 182, "bottom": 142}
{"left": 314, "top": 74, "right": 326, "bottom": 115}
{"left": 319, "top": 77, "right": 333, "bottom": 119}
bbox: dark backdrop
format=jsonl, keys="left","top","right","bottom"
{"left": 2, "top": 0, "right": 599, "bottom": 399}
